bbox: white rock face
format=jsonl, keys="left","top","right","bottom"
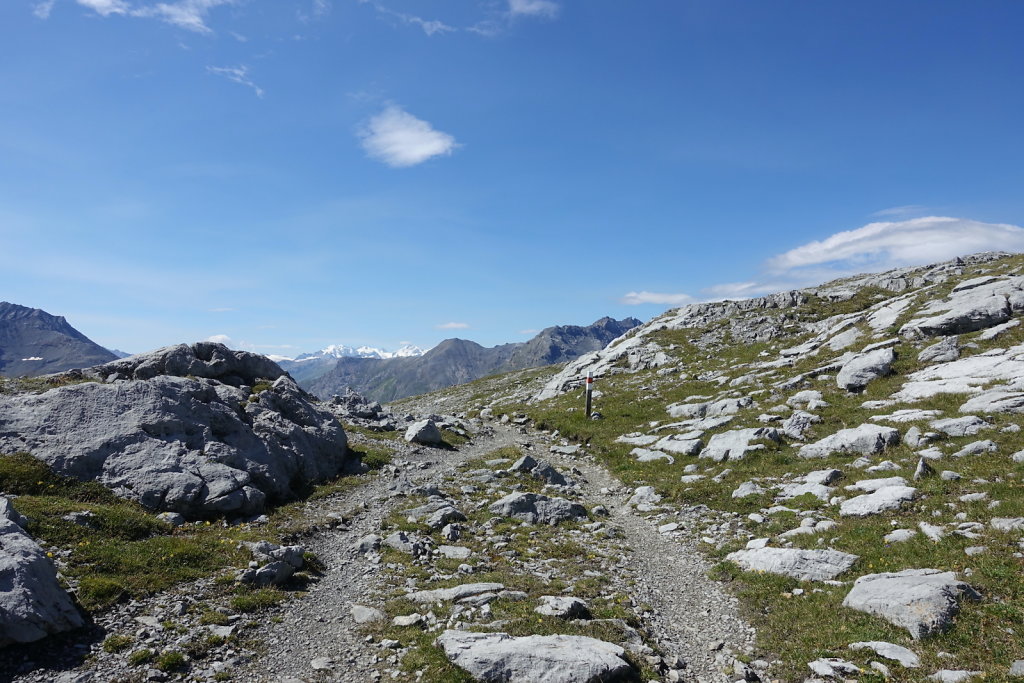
{"left": 653, "top": 434, "right": 703, "bottom": 455}
{"left": 435, "top": 630, "right": 634, "bottom": 683}
{"left": 666, "top": 396, "right": 752, "bottom": 419}
{"left": 899, "top": 276, "right": 1024, "bottom": 339}
{"left": 700, "top": 427, "right": 780, "bottom": 462}
{"left": 837, "top": 348, "right": 895, "bottom": 392}
{"left": 959, "top": 390, "right": 1024, "bottom": 414}
{"left": 725, "top": 547, "right": 858, "bottom": 581}
{"left": 918, "top": 337, "right": 961, "bottom": 364}
{"left": 845, "top": 476, "right": 909, "bottom": 493}
{"left": 0, "top": 497, "right": 84, "bottom": 647}
{"left": 630, "top": 447, "right": 674, "bottom": 463}
{"left": 930, "top": 416, "right": 992, "bottom": 437}
{"left": 798, "top": 424, "right": 900, "bottom": 459}
{"left": 842, "top": 569, "right": 981, "bottom": 639}
{"left": 840, "top": 486, "right": 918, "bottom": 517}
{"left": 534, "top": 596, "right": 589, "bottom": 619}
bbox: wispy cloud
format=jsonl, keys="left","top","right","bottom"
{"left": 871, "top": 204, "right": 929, "bottom": 218}
{"left": 371, "top": 3, "right": 455, "bottom": 36}
{"left": 33, "top": 0, "right": 57, "bottom": 19}
{"left": 437, "top": 322, "right": 470, "bottom": 329}
{"left": 508, "top": 0, "right": 559, "bottom": 18}
{"left": 359, "top": 105, "right": 458, "bottom": 168}
{"left": 76, "top": 0, "right": 129, "bottom": 16}
{"left": 64, "top": 0, "right": 235, "bottom": 33}
{"left": 620, "top": 291, "right": 697, "bottom": 306}
{"left": 207, "top": 65, "right": 264, "bottom": 98}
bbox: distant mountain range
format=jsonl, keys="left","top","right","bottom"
{"left": 0, "top": 302, "right": 118, "bottom": 377}
{"left": 302, "top": 316, "right": 642, "bottom": 403}
{"left": 274, "top": 344, "right": 427, "bottom": 384}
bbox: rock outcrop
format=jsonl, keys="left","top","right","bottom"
{"left": 0, "top": 343, "right": 352, "bottom": 517}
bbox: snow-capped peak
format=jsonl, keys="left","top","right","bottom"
{"left": 290, "top": 343, "right": 427, "bottom": 362}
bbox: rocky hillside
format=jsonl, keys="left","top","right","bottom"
{"left": 0, "top": 301, "right": 117, "bottom": 377}
{"left": 430, "top": 250, "right": 1023, "bottom": 680}
{"left": 305, "top": 316, "right": 640, "bottom": 402}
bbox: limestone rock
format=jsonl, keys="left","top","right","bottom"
{"left": 798, "top": 424, "right": 900, "bottom": 459}
{"left": 0, "top": 497, "right": 84, "bottom": 647}
{"left": 840, "top": 486, "right": 918, "bottom": 517}
{"left": 842, "top": 569, "right": 981, "bottom": 639}
{"left": 918, "top": 337, "right": 960, "bottom": 364}
{"left": 848, "top": 641, "right": 920, "bottom": 668}
{"left": 0, "top": 344, "right": 351, "bottom": 518}
{"left": 535, "top": 596, "right": 590, "bottom": 619}
{"left": 488, "top": 492, "right": 586, "bottom": 525}
{"left": 405, "top": 419, "right": 444, "bottom": 446}
{"left": 405, "top": 583, "right": 505, "bottom": 604}
{"left": 700, "top": 428, "right": 781, "bottom": 462}
{"left": 725, "top": 547, "right": 858, "bottom": 581}
{"left": 837, "top": 348, "right": 895, "bottom": 392}
{"left": 435, "top": 630, "right": 634, "bottom": 683}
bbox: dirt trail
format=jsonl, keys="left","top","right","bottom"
{"left": 237, "top": 424, "right": 754, "bottom": 682}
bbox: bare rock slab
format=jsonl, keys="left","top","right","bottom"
{"left": 849, "top": 641, "right": 921, "bottom": 668}
{"left": 435, "top": 630, "right": 634, "bottom": 682}
{"left": 842, "top": 569, "right": 981, "bottom": 639}
{"left": 725, "top": 547, "right": 858, "bottom": 581}
{"left": 405, "top": 583, "right": 505, "bottom": 604}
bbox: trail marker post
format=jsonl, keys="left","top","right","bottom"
{"left": 585, "top": 372, "right": 593, "bottom": 418}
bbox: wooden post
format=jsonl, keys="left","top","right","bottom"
{"left": 585, "top": 371, "right": 593, "bottom": 418}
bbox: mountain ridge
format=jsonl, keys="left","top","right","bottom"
{"left": 304, "top": 316, "right": 641, "bottom": 402}
{"left": 0, "top": 302, "right": 118, "bottom": 377}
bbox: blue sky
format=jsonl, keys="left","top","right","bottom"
{"left": 3, "top": 1, "right": 1024, "bottom": 356}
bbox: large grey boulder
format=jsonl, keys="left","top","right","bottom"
{"left": 0, "top": 343, "right": 351, "bottom": 518}
{"left": 930, "top": 416, "right": 992, "bottom": 437}
{"left": 488, "top": 492, "right": 586, "bottom": 525}
{"left": 837, "top": 348, "right": 895, "bottom": 392}
{"left": 404, "top": 419, "right": 444, "bottom": 446}
{"left": 435, "top": 630, "right": 634, "bottom": 683}
{"left": 842, "top": 569, "right": 980, "bottom": 639}
{"left": 0, "top": 497, "right": 84, "bottom": 646}
{"left": 725, "top": 547, "right": 858, "bottom": 581}
{"left": 899, "top": 277, "right": 1022, "bottom": 338}
{"left": 700, "top": 427, "right": 781, "bottom": 462}
{"left": 798, "top": 424, "right": 900, "bottom": 459}
{"left": 959, "top": 390, "right": 1024, "bottom": 414}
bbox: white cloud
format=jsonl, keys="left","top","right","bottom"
{"left": 620, "top": 291, "right": 696, "bottom": 306}
{"left": 206, "top": 334, "right": 234, "bottom": 347}
{"left": 372, "top": 3, "right": 455, "bottom": 35}
{"left": 359, "top": 106, "right": 458, "bottom": 168}
{"left": 207, "top": 65, "right": 264, "bottom": 98}
{"left": 312, "top": 0, "right": 330, "bottom": 18}
{"left": 436, "top": 322, "right": 470, "bottom": 329}
{"left": 33, "top": 0, "right": 57, "bottom": 19}
{"left": 508, "top": 0, "right": 559, "bottom": 18}
{"left": 76, "top": 0, "right": 130, "bottom": 16}
{"left": 766, "top": 216, "right": 1024, "bottom": 276}
{"left": 133, "top": 0, "right": 236, "bottom": 33}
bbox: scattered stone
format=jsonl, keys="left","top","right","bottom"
{"left": 951, "top": 440, "right": 998, "bottom": 457}
{"left": 914, "top": 458, "right": 935, "bottom": 481}
{"left": 732, "top": 481, "right": 765, "bottom": 499}
{"left": 928, "top": 671, "right": 984, "bottom": 682}
{"left": 351, "top": 605, "right": 385, "bottom": 624}
{"left": 930, "top": 416, "right": 992, "bottom": 437}
{"left": 405, "top": 583, "right": 505, "bottom": 604}
{"left": 918, "top": 337, "right": 960, "bottom": 364}
{"left": 700, "top": 428, "right": 781, "bottom": 462}
{"left": 884, "top": 529, "right": 916, "bottom": 543}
